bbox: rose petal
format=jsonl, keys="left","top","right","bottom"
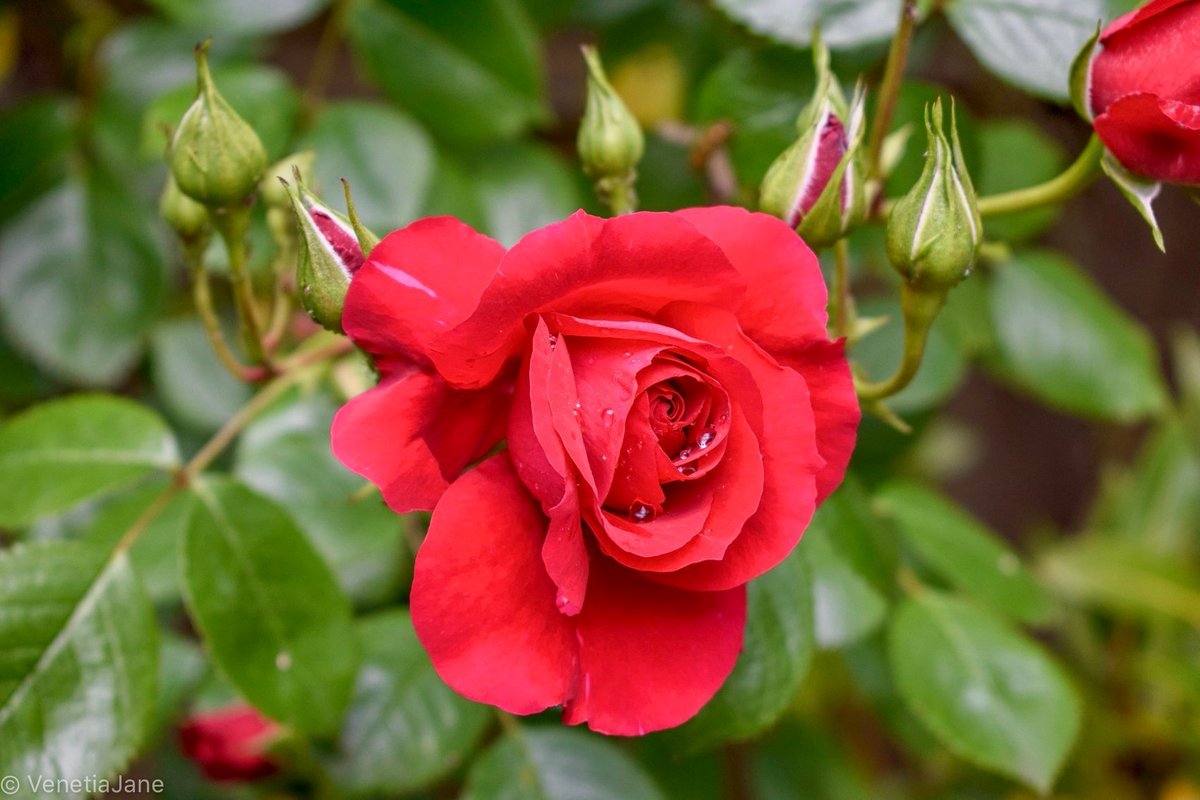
{"left": 779, "top": 339, "right": 860, "bottom": 502}
{"left": 1092, "top": 0, "right": 1200, "bottom": 113}
{"left": 343, "top": 216, "right": 505, "bottom": 371}
{"left": 432, "top": 210, "right": 747, "bottom": 388}
{"left": 1094, "top": 93, "right": 1200, "bottom": 184}
{"left": 674, "top": 206, "right": 829, "bottom": 350}
{"left": 562, "top": 558, "right": 746, "bottom": 736}
{"left": 411, "top": 455, "right": 576, "bottom": 714}
{"left": 331, "top": 368, "right": 508, "bottom": 513}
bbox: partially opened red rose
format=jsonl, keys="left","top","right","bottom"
{"left": 1088, "top": 0, "right": 1200, "bottom": 183}
{"left": 178, "top": 705, "right": 280, "bottom": 782}
{"left": 332, "top": 207, "right": 859, "bottom": 735}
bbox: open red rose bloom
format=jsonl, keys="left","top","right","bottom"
{"left": 331, "top": 207, "right": 859, "bottom": 735}
{"left": 1089, "top": 0, "right": 1200, "bottom": 183}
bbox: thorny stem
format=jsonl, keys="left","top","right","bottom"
{"left": 833, "top": 238, "right": 853, "bottom": 340}
{"left": 867, "top": 0, "right": 920, "bottom": 179}
{"left": 212, "top": 206, "right": 268, "bottom": 365}
{"left": 976, "top": 134, "right": 1104, "bottom": 217}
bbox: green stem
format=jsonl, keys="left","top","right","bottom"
{"left": 976, "top": 134, "right": 1104, "bottom": 217}
{"left": 855, "top": 284, "right": 944, "bottom": 400}
{"left": 597, "top": 173, "right": 638, "bottom": 216}
{"left": 833, "top": 239, "right": 853, "bottom": 340}
{"left": 867, "top": 0, "right": 920, "bottom": 179}
{"left": 212, "top": 206, "right": 267, "bottom": 364}
{"left": 187, "top": 249, "right": 267, "bottom": 383}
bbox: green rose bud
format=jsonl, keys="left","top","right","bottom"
{"left": 169, "top": 40, "right": 267, "bottom": 210}
{"left": 886, "top": 97, "right": 981, "bottom": 293}
{"left": 284, "top": 171, "right": 376, "bottom": 334}
{"left": 159, "top": 173, "right": 210, "bottom": 247}
{"left": 577, "top": 45, "right": 644, "bottom": 182}
{"left": 760, "top": 36, "right": 867, "bottom": 249}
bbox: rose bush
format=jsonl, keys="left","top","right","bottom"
{"left": 331, "top": 207, "right": 859, "bottom": 734}
{"left": 1088, "top": 0, "right": 1200, "bottom": 183}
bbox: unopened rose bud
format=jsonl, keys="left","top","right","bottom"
{"left": 759, "top": 37, "right": 867, "bottom": 249}
{"left": 284, "top": 171, "right": 376, "bottom": 333}
{"left": 178, "top": 704, "right": 280, "bottom": 783}
{"left": 169, "top": 40, "right": 267, "bottom": 210}
{"left": 578, "top": 45, "right": 644, "bottom": 182}
{"left": 886, "top": 98, "right": 981, "bottom": 293}
{"left": 159, "top": 173, "right": 210, "bottom": 249}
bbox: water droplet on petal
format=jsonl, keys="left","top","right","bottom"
{"left": 548, "top": 334, "right": 558, "bottom": 350}
{"left": 678, "top": 465, "right": 697, "bottom": 476}
{"left": 675, "top": 446, "right": 693, "bottom": 461}
{"left": 697, "top": 427, "right": 717, "bottom": 450}
{"left": 602, "top": 408, "right": 615, "bottom": 427}
{"left": 629, "top": 502, "right": 655, "bottom": 522}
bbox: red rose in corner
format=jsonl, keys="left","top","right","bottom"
{"left": 178, "top": 705, "right": 280, "bottom": 782}
{"left": 331, "top": 207, "right": 859, "bottom": 735}
{"left": 1088, "top": 0, "right": 1200, "bottom": 183}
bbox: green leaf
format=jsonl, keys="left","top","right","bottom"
{"left": 467, "top": 144, "right": 587, "bottom": 247}
{"left": 713, "top": 0, "right": 907, "bottom": 50}
{"left": 0, "top": 395, "right": 179, "bottom": 527}
{"left": 322, "top": 610, "right": 491, "bottom": 796}
{"left": 143, "top": 0, "right": 330, "bottom": 35}
{"left": 0, "top": 96, "right": 75, "bottom": 225}
{"left": 876, "top": 480, "right": 1054, "bottom": 624}
{"left": 302, "top": 102, "right": 435, "bottom": 235}
{"left": 180, "top": 477, "right": 358, "bottom": 735}
{"left": 976, "top": 120, "right": 1066, "bottom": 242}
{"left": 802, "top": 497, "right": 888, "bottom": 650}
{"left": 671, "top": 548, "right": 814, "bottom": 750}
{"left": 234, "top": 393, "right": 410, "bottom": 607}
{"left": 0, "top": 541, "right": 158, "bottom": 793}
{"left": 1101, "top": 150, "right": 1165, "bottom": 251}
{"left": 346, "top": 0, "right": 547, "bottom": 145}
{"left": 946, "top": 0, "right": 1107, "bottom": 101}
{"left": 151, "top": 317, "right": 253, "bottom": 433}
{"left": 142, "top": 63, "right": 301, "bottom": 161}
{"left": 985, "top": 250, "right": 1167, "bottom": 421}
{"left": 889, "top": 590, "right": 1081, "bottom": 793}
{"left": 86, "top": 481, "right": 195, "bottom": 606}
{"left": 463, "top": 727, "right": 666, "bottom": 800}
{"left": 1038, "top": 538, "right": 1200, "bottom": 628}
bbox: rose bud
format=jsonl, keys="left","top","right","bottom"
{"left": 886, "top": 98, "right": 981, "bottom": 294}
{"left": 283, "top": 171, "right": 375, "bottom": 334}
{"left": 178, "top": 704, "right": 280, "bottom": 783}
{"left": 760, "top": 36, "right": 867, "bottom": 250}
{"left": 159, "top": 173, "right": 210, "bottom": 256}
{"left": 1081, "top": 0, "right": 1200, "bottom": 185}
{"left": 578, "top": 45, "right": 645, "bottom": 183}
{"left": 168, "top": 40, "right": 267, "bottom": 210}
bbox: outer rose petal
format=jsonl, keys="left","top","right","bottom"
{"left": 779, "top": 339, "right": 860, "bottom": 502}
{"left": 1094, "top": 93, "right": 1200, "bottom": 184}
{"left": 342, "top": 217, "right": 505, "bottom": 371}
{"left": 431, "top": 210, "right": 747, "bottom": 388}
{"left": 674, "top": 205, "right": 829, "bottom": 349}
{"left": 331, "top": 368, "right": 508, "bottom": 513}
{"left": 411, "top": 456, "right": 576, "bottom": 714}
{"left": 563, "top": 559, "right": 746, "bottom": 736}
{"left": 1090, "top": 0, "right": 1200, "bottom": 113}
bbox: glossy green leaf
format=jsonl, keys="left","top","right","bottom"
{"left": 976, "top": 120, "right": 1066, "bottom": 242}
{"left": 1038, "top": 538, "right": 1200, "bottom": 628}
{"left": 802, "top": 498, "right": 888, "bottom": 650}
{"left": 467, "top": 144, "right": 587, "bottom": 247}
{"left": 302, "top": 102, "right": 435, "bottom": 235}
{"left": 0, "top": 96, "right": 75, "bottom": 225}
{"left": 141, "top": 63, "right": 300, "bottom": 161}
{"left": 322, "top": 610, "right": 491, "bottom": 796}
{"left": 713, "top": 0, "right": 906, "bottom": 50}
{"left": 143, "top": 0, "right": 330, "bottom": 35}
{"left": 346, "top": 0, "right": 547, "bottom": 145}
{"left": 0, "top": 395, "right": 178, "bottom": 527}
{"left": 946, "top": 0, "right": 1106, "bottom": 101}
{"left": 463, "top": 727, "right": 666, "bottom": 800}
{"left": 877, "top": 481, "right": 1053, "bottom": 623}
{"left": 672, "top": 548, "right": 814, "bottom": 750}
{"left": 180, "top": 477, "right": 358, "bottom": 735}
{"left": 889, "top": 590, "right": 1081, "bottom": 792}
{"left": 985, "top": 250, "right": 1167, "bottom": 421}
{"left": 151, "top": 317, "right": 252, "bottom": 433}
{"left": 234, "top": 394, "right": 410, "bottom": 607}
{"left": 0, "top": 169, "right": 165, "bottom": 387}
{"left": 0, "top": 541, "right": 158, "bottom": 794}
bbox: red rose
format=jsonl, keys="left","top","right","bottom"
{"left": 178, "top": 705, "right": 280, "bottom": 782}
{"left": 1088, "top": 0, "right": 1200, "bottom": 183}
{"left": 332, "top": 207, "right": 859, "bottom": 735}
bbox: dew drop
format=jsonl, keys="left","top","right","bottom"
{"left": 697, "top": 427, "right": 717, "bottom": 450}
{"left": 548, "top": 334, "right": 558, "bottom": 350}
{"left": 602, "top": 408, "right": 615, "bottom": 427}
{"left": 675, "top": 446, "right": 693, "bottom": 461}
{"left": 678, "top": 465, "right": 697, "bottom": 476}
{"left": 629, "top": 502, "right": 655, "bottom": 522}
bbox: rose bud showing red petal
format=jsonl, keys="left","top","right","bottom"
{"left": 1086, "top": 0, "right": 1200, "bottom": 184}
{"left": 331, "top": 208, "right": 859, "bottom": 735}
{"left": 178, "top": 704, "right": 280, "bottom": 782}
